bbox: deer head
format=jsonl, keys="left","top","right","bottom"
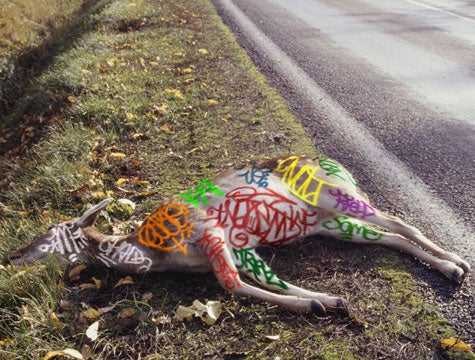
{"left": 9, "top": 199, "right": 113, "bottom": 265}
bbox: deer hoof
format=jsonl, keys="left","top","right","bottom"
{"left": 459, "top": 260, "right": 470, "bottom": 274}
{"left": 311, "top": 300, "right": 326, "bottom": 315}
{"left": 334, "top": 298, "right": 349, "bottom": 317}
{"left": 451, "top": 267, "right": 465, "bottom": 284}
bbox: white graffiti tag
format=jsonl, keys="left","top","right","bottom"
{"left": 38, "top": 223, "right": 89, "bottom": 262}
{"left": 97, "top": 238, "right": 152, "bottom": 272}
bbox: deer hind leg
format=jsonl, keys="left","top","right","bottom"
{"left": 232, "top": 247, "right": 348, "bottom": 315}
{"left": 320, "top": 214, "right": 468, "bottom": 283}
{"left": 368, "top": 211, "right": 470, "bottom": 277}
{"left": 196, "top": 228, "right": 344, "bottom": 313}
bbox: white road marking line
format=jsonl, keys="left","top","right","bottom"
{"left": 402, "top": 0, "right": 475, "bottom": 22}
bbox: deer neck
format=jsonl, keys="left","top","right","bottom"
{"left": 81, "top": 226, "right": 210, "bottom": 273}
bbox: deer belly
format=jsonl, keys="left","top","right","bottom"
{"left": 207, "top": 189, "right": 319, "bottom": 248}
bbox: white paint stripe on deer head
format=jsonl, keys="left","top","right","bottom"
{"left": 9, "top": 198, "right": 113, "bottom": 265}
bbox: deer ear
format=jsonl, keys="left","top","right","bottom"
{"left": 76, "top": 198, "right": 113, "bottom": 228}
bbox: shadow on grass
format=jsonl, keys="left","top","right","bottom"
{"left": 0, "top": 0, "right": 113, "bottom": 156}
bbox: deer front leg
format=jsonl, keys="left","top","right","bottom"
{"left": 321, "top": 215, "right": 467, "bottom": 283}
{"left": 232, "top": 247, "right": 348, "bottom": 315}
{"left": 195, "top": 229, "right": 339, "bottom": 313}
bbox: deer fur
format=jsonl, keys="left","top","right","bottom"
{"left": 9, "top": 155, "right": 470, "bottom": 314}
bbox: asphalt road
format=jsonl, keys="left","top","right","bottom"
{"left": 211, "top": 0, "right": 475, "bottom": 343}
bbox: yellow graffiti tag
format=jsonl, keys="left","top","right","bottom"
{"left": 276, "top": 156, "right": 337, "bottom": 206}
{"left": 138, "top": 203, "right": 195, "bottom": 255}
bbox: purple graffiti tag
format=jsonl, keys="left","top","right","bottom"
{"left": 237, "top": 163, "right": 271, "bottom": 187}
{"left": 328, "top": 188, "right": 376, "bottom": 219}
{"left": 207, "top": 186, "right": 318, "bottom": 248}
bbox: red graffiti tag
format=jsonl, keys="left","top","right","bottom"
{"left": 195, "top": 229, "right": 241, "bottom": 290}
{"left": 207, "top": 186, "right": 318, "bottom": 248}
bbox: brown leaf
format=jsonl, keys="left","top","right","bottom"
{"left": 80, "top": 308, "right": 101, "bottom": 322}
{"left": 43, "top": 348, "right": 83, "bottom": 360}
{"left": 50, "top": 312, "right": 65, "bottom": 330}
{"left": 68, "top": 264, "right": 87, "bottom": 282}
{"left": 114, "top": 276, "right": 134, "bottom": 288}
{"left": 441, "top": 338, "right": 472, "bottom": 352}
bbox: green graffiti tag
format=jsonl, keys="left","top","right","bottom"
{"left": 317, "top": 157, "right": 358, "bottom": 186}
{"left": 177, "top": 179, "right": 225, "bottom": 207}
{"left": 322, "top": 215, "right": 383, "bottom": 242}
{"left": 233, "top": 247, "right": 289, "bottom": 290}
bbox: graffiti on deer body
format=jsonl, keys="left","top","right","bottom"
{"left": 322, "top": 215, "right": 382, "bottom": 242}
{"left": 233, "top": 247, "right": 288, "bottom": 290}
{"left": 237, "top": 163, "right": 271, "bottom": 187}
{"left": 177, "top": 179, "right": 225, "bottom": 207}
{"left": 207, "top": 186, "right": 318, "bottom": 249}
{"left": 277, "top": 156, "right": 337, "bottom": 206}
{"left": 97, "top": 238, "right": 153, "bottom": 272}
{"left": 196, "top": 229, "right": 241, "bottom": 290}
{"left": 317, "top": 157, "right": 358, "bottom": 186}
{"left": 138, "top": 203, "right": 195, "bottom": 255}
{"left": 328, "top": 188, "right": 375, "bottom": 219}
{"left": 38, "top": 223, "right": 89, "bottom": 262}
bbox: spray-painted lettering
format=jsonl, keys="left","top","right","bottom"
{"left": 97, "top": 238, "right": 153, "bottom": 272}
{"left": 177, "top": 179, "right": 225, "bottom": 207}
{"left": 237, "top": 163, "right": 271, "bottom": 187}
{"left": 322, "top": 215, "right": 382, "bottom": 242}
{"left": 317, "top": 157, "right": 358, "bottom": 186}
{"left": 207, "top": 186, "right": 318, "bottom": 248}
{"left": 233, "top": 247, "right": 288, "bottom": 290}
{"left": 38, "top": 223, "right": 89, "bottom": 261}
{"left": 196, "top": 229, "right": 241, "bottom": 290}
{"left": 138, "top": 203, "right": 194, "bottom": 255}
{"left": 277, "top": 156, "right": 337, "bottom": 206}
{"left": 328, "top": 188, "right": 375, "bottom": 218}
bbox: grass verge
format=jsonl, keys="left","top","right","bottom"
{"left": 0, "top": 0, "right": 473, "bottom": 359}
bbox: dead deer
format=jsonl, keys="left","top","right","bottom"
{"left": 8, "top": 155, "right": 470, "bottom": 315}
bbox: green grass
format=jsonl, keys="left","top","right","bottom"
{"left": 0, "top": 0, "right": 473, "bottom": 359}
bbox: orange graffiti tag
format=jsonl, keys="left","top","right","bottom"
{"left": 138, "top": 203, "right": 195, "bottom": 255}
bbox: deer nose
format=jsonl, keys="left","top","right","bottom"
{"left": 8, "top": 250, "right": 27, "bottom": 265}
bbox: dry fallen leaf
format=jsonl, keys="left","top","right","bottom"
{"left": 198, "top": 48, "right": 209, "bottom": 55}
{"left": 188, "top": 146, "right": 202, "bottom": 154}
{"left": 265, "top": 334, "right": 280, "bottom": 341}
{"left": 80, "top": 307, "right": 101, "bottom": 322}
{"left": 67, "top": 95, "right": 76, "bottom": 103}
{"left": 114, "top": 276, "right": 134, "bottom": 288}
{"left": 441, "top": 338, "right": 472, "bottom": 352}
{"left": 50, "top": 312, "right": 65, "bottom": 330}
{"left": 115, "top": 178, "right": 127, "bottom": 186}
{"left": 109, "top": 152, "right": 127, "bottom": 159}
{"left": 86, "top": 320, "right": 99, "bottom": 341}
{"left": 175, "top": 300, "right": 223, "bottom": 325}
{"left": 68, "top": 264, "right": 87, "bottom": 281}
{"left": 43, "top": 348, "right": 83, "bottom": 360}
{"left": 164, "top": 88, "right": 184, "bottom": 100}
{"left": 207, "top": 99, "right": 218, "bottom": 106}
